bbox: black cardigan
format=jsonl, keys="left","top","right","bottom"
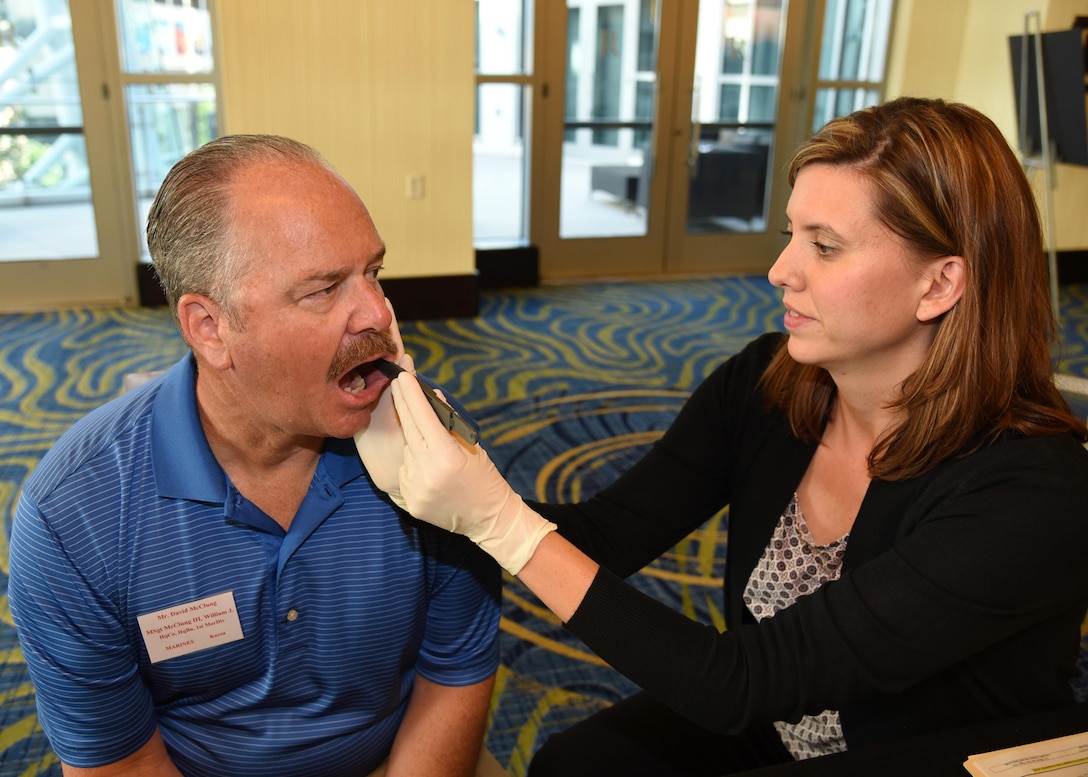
{"left": 532, "top": 332, "right": 1088, "bottom": 749}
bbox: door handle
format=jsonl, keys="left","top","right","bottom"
{"left": 688, "top": 120, "right": 701, "bottom": 177}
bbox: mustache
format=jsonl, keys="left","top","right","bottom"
{"left": 327, "top": 331, "right": 400, "bottom": 381}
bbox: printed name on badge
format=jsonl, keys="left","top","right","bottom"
{"left": 137, "top": 591, "right": 244, "bottom": 663}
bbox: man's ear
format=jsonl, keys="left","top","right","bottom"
{"left": 178, "top": 293, "right": 233, "bottom": 370}
{"left": 917, "top": 256, "right": 965, "bottom": 322}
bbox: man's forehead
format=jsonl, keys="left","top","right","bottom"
{"left": 232, "top": 158, "right": 343, "bottom": 200}
{"left": 230, "top": 163, "right": 373, "bottom": 227}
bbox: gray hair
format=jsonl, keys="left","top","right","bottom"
{"left": 146, "top": 134, "right": 331, "bottom": 328}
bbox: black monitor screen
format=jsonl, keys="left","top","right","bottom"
{"left": 1009, "top": 28, "right": 1088, "bottom": 167}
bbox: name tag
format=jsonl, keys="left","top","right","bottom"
{"left": 137, "top": 591, "right": 245, "bottom": 663}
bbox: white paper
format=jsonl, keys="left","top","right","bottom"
{"left": 137, "top": 591, "right": 244, "bottom": 663}
{"left": 964, "top": 730, "right": 1088, "bottom": 777}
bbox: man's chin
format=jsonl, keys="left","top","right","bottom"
{"left": 333, "top": 408, "right": 376, "bottom": 440}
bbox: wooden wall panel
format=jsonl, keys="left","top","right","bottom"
{"left": 215, "top": 1, "right": 475, "bottom": 279}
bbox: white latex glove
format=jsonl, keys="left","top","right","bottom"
{"left": 391, "top": 372, "right": 556, "bottom": 575}
{"left": 354, "top": 298, "right": 413, "bottom": 501}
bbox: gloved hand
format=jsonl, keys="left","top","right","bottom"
{"left": 354, "top": 298, "right": 413, "bottom": 502}
{"left": 391, "top": 372, "right": 556, "bottom": 575}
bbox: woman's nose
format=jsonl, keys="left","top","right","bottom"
{"left": 767, "top": 246, "right": 791, "bottom": 289}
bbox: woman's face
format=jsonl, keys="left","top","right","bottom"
{"left": 768, "top": 163, "right": 945, "bottom": 389}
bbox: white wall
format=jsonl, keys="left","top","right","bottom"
{"left": 887, "top": 0, "right": 1088, "bottom": 251}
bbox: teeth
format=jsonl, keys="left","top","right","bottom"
{"left": 344, "top": 371, "right": 367, "bottom": 395}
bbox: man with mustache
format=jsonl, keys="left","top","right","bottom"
{"left": 7, "top": 135, "right": 503, "bottom": 777}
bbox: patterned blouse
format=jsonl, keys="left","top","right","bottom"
{"left": 742, "top": 492, "right": 850, "bottom": 760}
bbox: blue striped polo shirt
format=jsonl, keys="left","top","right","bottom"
{"left": 8, "top": 354, "right": 501, "bottom": 776}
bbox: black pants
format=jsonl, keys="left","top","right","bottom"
{"left": 527, "top": 691, "right": 794, "bottom": 777}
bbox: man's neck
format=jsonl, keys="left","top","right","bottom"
{"left": 196, "top": 376, "right": 323, "bottom": 531}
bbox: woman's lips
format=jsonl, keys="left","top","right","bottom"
{"left": 783, "top": 307, "right": 812, "bottom": 330}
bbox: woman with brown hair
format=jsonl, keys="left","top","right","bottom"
{"left": 364, "top": 97, "right": 1088, "bottom": 775}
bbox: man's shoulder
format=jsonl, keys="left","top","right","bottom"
{"left": 24, "top": 385, "right": 158, "bottom": 505}
{"left": 26, "top": 357, "right": 194, "bottom": 503}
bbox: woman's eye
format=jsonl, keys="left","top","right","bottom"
{"left": 811, "top": 241, "right": 834, "bottom": 256}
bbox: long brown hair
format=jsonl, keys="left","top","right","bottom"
{"left": 761, "top": 97, "right": 1087, "bottom": 480}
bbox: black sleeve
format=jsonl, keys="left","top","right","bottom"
{"left": 563, "top": 433, "right": 1088, "bottom": 736}
{"left": 529, "top": 333, "right": 784, "bottom": 576}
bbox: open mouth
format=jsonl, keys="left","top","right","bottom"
{"left": 330, "top": 332, "right": 400, "bottom": 397}
{"left": 338, "top": 358, "right": 391, "bottom": 396}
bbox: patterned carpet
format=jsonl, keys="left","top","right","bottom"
{"left": 2, "top": 276, "right": 1087, "bottom": 776}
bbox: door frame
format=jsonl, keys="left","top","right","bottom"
{"left": 530, "top": 0, "right": 823, "bottom": 284}
{"left": 0, "top": 1, "right": 139, "bottom": 312}
{"left": 530, "top": 0, "right": 683, "bottom": 280}
{"left": 663, "top": 0, "right": 817, "bottom": 276}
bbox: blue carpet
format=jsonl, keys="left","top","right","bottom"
{"left": 2, "top": 276, "right": 1087, "bottom": 776}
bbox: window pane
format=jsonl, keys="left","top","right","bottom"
{"left": 117, "top": 0, "right": 213, "bottom": 75}
{"left": 560, "top": 0, "right": 659, "bottom": 239}
{"left": 567, "top": 131, "right": 651, "bottom": 238}
{"left": 698, "top": 0, "right": 785, "bottom": 125}
{"left": 637, "top": 0, "right": 656, "bottom": 72}
{"left": 837, "top": 0, "right": 867, "bottom": 80}
{"left": 475, "top": 0, "right": 531, "bottom": 76}
{"left": 634, "top": 80, "right": 653, "bottom": 148}
{"left": 0, "top": 131, "right": 88, "bottom": 202}
{"left": 593, "top": 5, "right": 625, "bottom": 147}
{"left": 474, "top": 83, "right": 529, "bottom": 245}
{"left": 0, "top": 133, "right": 98, "bottom": 260}
{"left": 751, "top": 0, "right": 784, "bottom": 76}
{"left": 564, "top": 7, "right": 581, "bottom": 143}
{"left": 818, "top": 0, "right": 842, "bottom": 80}
{"left": 721, "top": 2, "right": 747, "bottom": 76}
{"left": 818, "top": 0, "right": 892, "bottom": 82}
{"left": 689, "top": 0, "right": 785, "bottom": 236}
{"left": 811, "top": 87, "right": 880, "bottom": 132}
{"left": 719, "top": 84, "right": 741, "bottom": 121}
{"left": 687, "top": 126, "right": 772, "bottom": 234}
{"left": 749, "top": 85, "right": 776, "bottom": 123}
{"left": 0, "top": 0, "right": 98, "bottom": 260}
{"left": 126, "top": 83, "right": 217, "bottom": 257}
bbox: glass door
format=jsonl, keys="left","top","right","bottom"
{"left": 534, "top": 0, "right": 801, "bottom": 280}
{"left": 0, "top": 0, "right": 135, "bottom": 310}
{"left": 0, "top": 0, "right": 216, "bottom": 312}
{"left": 533, "top": 0, "right": 677, "bottom": 278}
{"left": 533, "top": 0, "right": 890, "bottom": 282}
{"left": 665, "top": 0, "right": 893, "bottom": 274}
{"left": 114, "top": 0, "right": 217, "bottom": 262}
{"left": 474, "top": 0, "right": 534, "bottom": 247}
{"left": 663, "top": 0, "right": 800, "bottom": 275}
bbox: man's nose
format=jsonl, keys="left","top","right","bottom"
{"left": 349, "top": 280, "right": 392, "bottom": 333}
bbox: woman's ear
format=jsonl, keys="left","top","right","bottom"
{"left": 178, "top": 293, "right": 233, "bottom": 370}
{"left": 917, "top": 256, "right": 965, "bottom": 322}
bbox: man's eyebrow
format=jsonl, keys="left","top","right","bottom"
{"left": 299, "top": 268, "right": 349, "bottom": 286}
{"left": 297, "top": 248, "right": 387, "bottom": 285}
{"left": 362, "top": 244, "right": 388, "bottom": 268}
